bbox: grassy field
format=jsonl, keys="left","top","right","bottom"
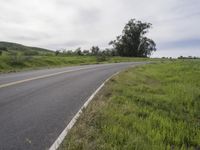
{"left": 60, "top": 60, "right": 200, "bottom": 150}
{"left": 0, "top": 55, "right": 150, "bottom": 73}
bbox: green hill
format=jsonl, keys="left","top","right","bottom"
{"left": 0, "top": 41, "right": 53, "bottom": 55}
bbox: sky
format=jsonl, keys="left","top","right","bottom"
{"left": 0, "top": 0, "right": 200, "bottom": 57}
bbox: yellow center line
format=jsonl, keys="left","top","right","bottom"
{"left": 0, "top": 66, "right": 95, "bottom": 89}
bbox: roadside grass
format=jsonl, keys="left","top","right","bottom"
{"left": 60, "top": 60, "right": 200, "bottom": 150}
{"left": 0, "top": 55, "right": 151, "bottom": 73}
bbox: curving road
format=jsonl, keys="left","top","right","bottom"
{"left": 0, "top": 62, "right": 146, "bottom": 150}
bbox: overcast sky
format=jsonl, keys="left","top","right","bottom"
{"left": 0, "top": 0, "right": 200, "bottom": 57}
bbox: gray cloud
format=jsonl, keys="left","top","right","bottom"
{"left": 159, "top": 38, "right": 200, "bottom": 49}
{"left": 75, "top": 7, "right": 101, "bottom": 25}
{"left": 46, "top": 40, "right": 89, "bottom": 50}
{"left": 0, "top": 0, "right": 200, "bottom": 57}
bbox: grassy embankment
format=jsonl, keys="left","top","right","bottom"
{"left": 0, "top": 55, "right": 150, "bottom": 73}
{"left": 0, "top": 41, "right": 155, "bottom": 73}
{"left": 60, "top": 60, "right": 200, "bottom": 150}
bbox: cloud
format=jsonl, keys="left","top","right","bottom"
{"left": 152, "top": 47, "right": 200, "bottom": 58}
{"left": 159, "top": 38, "right": 200, "bottom": 49}
{"left": 45, "top": 40, "right": 89, "bottom": 50}
{"left": 0, "top": 0, "right": 200, "bottom": 57}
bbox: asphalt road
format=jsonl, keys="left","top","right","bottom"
{"left": 0, "top": 62, "right": 146, "bottom": 150}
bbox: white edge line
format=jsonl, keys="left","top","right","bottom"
{"left": 49, "top": 71, "right": 120, "bottom": 150}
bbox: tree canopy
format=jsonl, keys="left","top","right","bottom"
{"left": 109, "top": 19, "right": 156, "bottom": 57}
{"left": 91, "top": 46, "right": 100, "bottom": 55}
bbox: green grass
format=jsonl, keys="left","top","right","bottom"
{"left": 0, "top": 55, "right": 151, "bottom": 73}
{"left": 60, "top": 60, "right": 200, "bottom": 150}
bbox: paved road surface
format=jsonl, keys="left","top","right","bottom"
{"left": 0, "top": 62, "right": 146, "bottom": 150}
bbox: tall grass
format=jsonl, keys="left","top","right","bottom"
{"left": 60, "top": 60, "right": 200, "bottom": 150}
{"left": 0, "top": 55, "right": 150, "bottom": 73}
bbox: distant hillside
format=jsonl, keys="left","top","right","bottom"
{"left": 0, "top": 41, "right": 54, "bottom": 55}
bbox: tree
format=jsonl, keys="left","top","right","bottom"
{"left": 75, "top": 47, "right": 82, "bottom": 55}
{"left": 0, "top": 47, "right": 8, "bottom": 56}
{"left": 91, "top": 46, "right": 100, "bottom": 55}
{"left": 0, "top": 47, "right": 7, "bottom": 51}
{"left": 109, "top": 19, "right": 156, "bottom": 57}
{"left": 55, "top": 50, "right": 60, "bottom": 56}
{"left": 83, "top": 50, "right": 90, "bottom": 55}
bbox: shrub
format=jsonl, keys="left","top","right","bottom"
{"left": 23, "top": 51, "right": 39, "bottom": 56}
{"left": 96, "top": 54, "right": 109, "bottom": 62}
{"left": 9, "top": 53, "right": 32, "bottom": 66}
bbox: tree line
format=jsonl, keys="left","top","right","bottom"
{"left": 55, "top": 46, "right": 117, "bottom": 56}
{"left": 56, "top": 19, "right": 156, "bottom": 57}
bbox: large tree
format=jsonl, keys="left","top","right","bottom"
{"left": 109, "top": 19, "right": 156, "bottom": 57}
